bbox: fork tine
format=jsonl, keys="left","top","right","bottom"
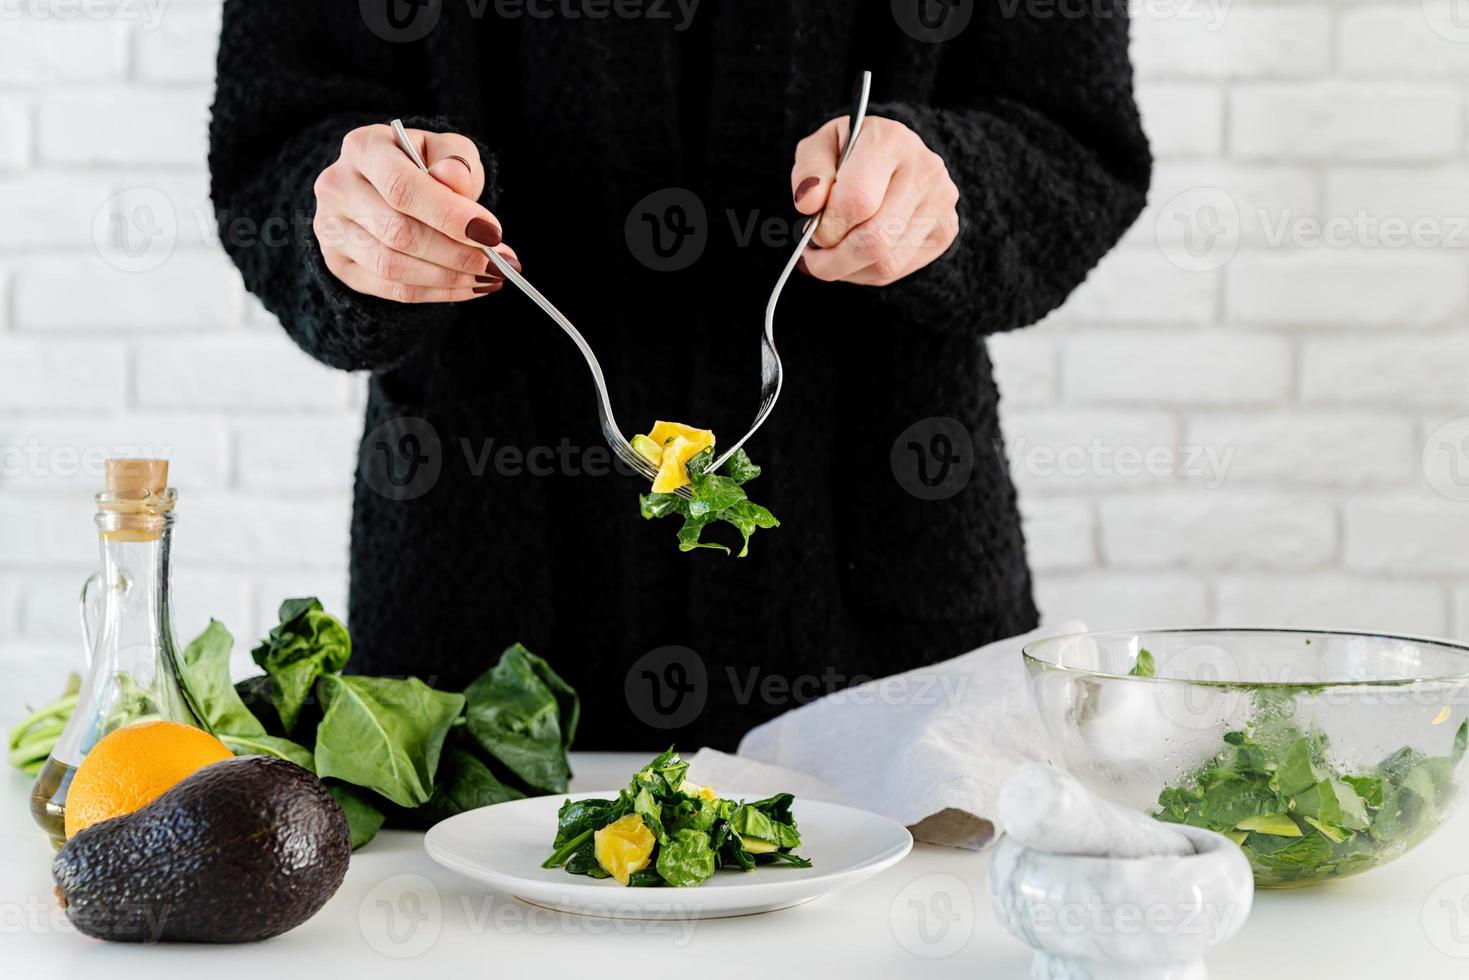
{"left": 613, "top": 440, "right": 694, "bottom": 500}
{"left": 711, "top": 73, "right": 870, "bottom": 473}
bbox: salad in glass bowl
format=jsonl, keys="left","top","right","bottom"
{"left": 1023, "top": 628, "right": 1469, "bottom": 887}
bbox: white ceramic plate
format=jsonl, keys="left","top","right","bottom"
{"left": 424, "top": 792, "right": 913, "bottom": 919}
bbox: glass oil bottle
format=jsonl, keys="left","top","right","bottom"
{"left": 30, "top": 459, "right": 209, "bottom": 847}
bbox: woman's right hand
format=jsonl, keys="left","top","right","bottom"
{"left": 313, "top": 124, "right": 519, "bottom": 304}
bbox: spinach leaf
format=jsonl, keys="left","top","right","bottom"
{"left": 415, "top": 745, "right": 526, "bottom": 823}
{"left": 629, "top": 746, "right": 690, "bottom": 797}
{"left": 1249, "top": 832, "right": 1332, "bottom": 881}
{"left": 668, "top": 795, "right": 721, "bottom": 834}
{"left": 715, "top": 822, "right": 756, "bottom": 872}
{"left": 463, "top": 644, "right": 579, "bottom": 794}
{"left": 1155, "top": 719, "right": 1467, "bottom": 884}
{"left": 543, "top": 829, "right": 595, "bottom": 870}
{"left": 1189, "top": 776, "right": 1280, "bottom": 830}
{"left": 748, "top": 792, "right": 798, "bottom": 826}
{"left": 634, "top": 786, "right": 667, "bottom": 842}
{"left": 688, "top": 474, "right": 747, "bottom": 516}
{"left": 328, "top": 782, "right": 387, "bottom": 850}
{"left": 219, "top": 732, "right": 315, "bottom": 772}
{"left": 729, "top": 802, "right": 802, "bottom": 849}
{"left": 761, "top": 850, "right": 814, "bottom": 868}
{"left": 1127, "top": 648, "right": 1156, "bottom": 678}
{"left": 1274, "top": 737, "right": 1326, "bottom": 797}
{"left": 233, "top": 674, "right": 289, "bottom": 737}
{"left": 723, "top": 450, "right": 762, "bottom": 484}
{"left": 656, "top": 828, "right": 716, "bottom": 887}
{"left": 1294, "top": 778, "right": 1370, "bottom": 832}
{"left": 565, "top": 839, "right": 610, "bottom": 878}
{"left": 553, "top": 797, "right": 628, "bottom": 849}
{"left": 1342, "top": 774, "right": 1384, "bottom": 809}
{"left": 313, "top": 674, "right": 464, "bottom": 808}
{"left": 179, "top": 620, "right": 265, "bottom": 736}
{"left": 251, "top": 598, "right": 351, "bottom": 734}
{"left": 639, "top": 448, "right": 780, "bottom": 557}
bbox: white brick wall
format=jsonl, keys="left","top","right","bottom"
{"left": 3, "top": 2, "right": 1469, "bottom": 712}
{"left": 0, "top": 2, "right": 353, "bottom": 700}
{"left": 995, "top": 1, "right": 1469, "bottom": 640}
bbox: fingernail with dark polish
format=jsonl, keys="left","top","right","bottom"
{"left": 794, "top": 176, "right": 819, "bottom": 206}
{"left": 475, "top": 275, "right": 500, "bottom": 284}
{"left": 466, "top": 217, "right": 501, "bottom": 247}
{"left": 446, "top": 155, "right": 473, "bottom": 174}
{"left": 473, "top": 285, "right": 495, "bottom": 295}
{"left": 796, "top": 256, "right": 810, "bottom": 275}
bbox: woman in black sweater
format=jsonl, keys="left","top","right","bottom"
{"left": 209, "top": 1, "right": 1150, "bottom": 749}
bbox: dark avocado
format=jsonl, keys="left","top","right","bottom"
{"left": 53, "top": 755, "right": 351, "bottom": 943}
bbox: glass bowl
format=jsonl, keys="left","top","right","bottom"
{"left": 1023, "top": 628, "right": 1469, "bottom": 888}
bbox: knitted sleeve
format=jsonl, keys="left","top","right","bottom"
{"left": 208, "top": 0, "right": 492, "bottom": 372}
{"left": 860, "top": 5, "right": 1152, "bottom": 336}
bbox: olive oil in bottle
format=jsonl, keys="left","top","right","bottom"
{"left": 30, "top": 460, "right": 209, "bottom": 847}
{"left": 29, "top": 758, "right": 77, "bottom": 849}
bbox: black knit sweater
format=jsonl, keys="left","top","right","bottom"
{"left": 209, "top": 0, "right": 1150, "bottom": 749}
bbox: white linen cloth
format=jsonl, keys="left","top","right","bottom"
{"left": 687, "top": 621, "right": 1085, "bottom": 850}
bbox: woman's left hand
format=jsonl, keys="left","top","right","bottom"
{"left": 790, "top": 116, "right": 960, "bottom": 286}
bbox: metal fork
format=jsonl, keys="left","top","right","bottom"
{"left": 390, "top": 120, "right": 691, "bottom": 498}
{"left": 710, "top": 70, "right": 872, "bottom": 472}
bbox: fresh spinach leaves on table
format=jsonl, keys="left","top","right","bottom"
{"left": 170, "top": 599, "right": 580, "bottom": 851}
{"left": 250, "top": 598, "right": 352, "bottom": 734}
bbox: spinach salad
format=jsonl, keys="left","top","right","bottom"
{"left": 542, "top": 748, "right": 810, "bottom": 887}
{"left": 1131, "top": 650, "right": 1469, "bottom": 884}
{"left": 632, "top": 422, "right": 779, "bottom": 557}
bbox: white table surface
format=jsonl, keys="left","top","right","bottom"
{"left": 4, "top": 752, "right": 1468, "bottom": 977}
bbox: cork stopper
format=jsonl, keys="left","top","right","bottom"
{"left": 105, "top": 458, "right": 169, "bottom": 494}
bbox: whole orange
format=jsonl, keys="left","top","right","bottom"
{"left": 64, "top": 720, "right": 233, "bottom": 838}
